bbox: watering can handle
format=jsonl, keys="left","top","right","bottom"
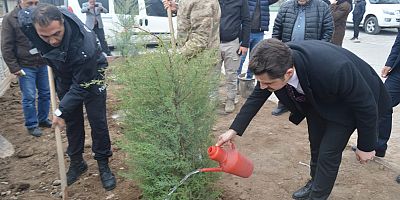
{"left": 227, "top": 141, "right": 236, "bottom": 150}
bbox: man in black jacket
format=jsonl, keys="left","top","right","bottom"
{"left": 351, "top": 0, "right": 366, "bottom": 42}
{"left": 376, "top": 31, "right": 400, "bottom": 158}
{"left": 216, "top": 39, "right": 391, "bottom": 199}
{"left": 218, "top": 0, "right": 251, "bottom": 113}
{"left": 271, "top": 0, "right": 333, "bottom": 116}
{"left": 380, "top": 31, "right": 400, "bottom": 185}
{"left": 18, "top": 4, "right": 116, "bottom": 190}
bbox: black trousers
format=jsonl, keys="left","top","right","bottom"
{"left": 304, "top": 104, "right": 355, "bottom": 200}
{"left": 56, "top": 83, "right": 112, "bottom": 161}
{"left": 353, "top": 20, "right": 362, "bottom": 38}
{"left": 377, "top": 66, "right": 400, "bottom": 152}
{"left": 93, "top": 24, "right": 111, "bottom": 55}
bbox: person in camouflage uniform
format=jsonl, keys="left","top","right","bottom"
{"left": 163, "top": 0, "right": 221, "bottom": 58}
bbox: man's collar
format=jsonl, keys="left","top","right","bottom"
{"left": 287, "top": 68, "right": 299, "bottom": 88}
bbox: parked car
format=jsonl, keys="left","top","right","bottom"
{"left": 347, "top": 0, "right": 400, "bottom": 34}
{"left": 67, "top": 0, "right": 177, "bottom": 47}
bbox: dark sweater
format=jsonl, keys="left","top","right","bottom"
{"left": 219, "top": 0, "right": 251, "bottom": 47}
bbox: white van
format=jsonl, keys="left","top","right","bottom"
{"left": 347, "top": 0, "right": 400, "bottom": 34}
{"left": 67, "top": 0, "right": 177, "bottom": 47}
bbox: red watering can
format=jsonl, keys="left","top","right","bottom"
{"left": 199, "top": 143, "right": 253, "bottom": 178}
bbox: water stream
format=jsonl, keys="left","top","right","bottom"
{"left": 164, "top": 169, "right": 200, "bottom": 200}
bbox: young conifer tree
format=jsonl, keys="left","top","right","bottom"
{"left": 115, "top": 42, "right": 221, "bottom": 199}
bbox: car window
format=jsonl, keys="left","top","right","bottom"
{"left": 78, "top": 0, "right": 110, "bottom": 10}
{"left": 115, "top": 0, "right": 139, "bottom": 15}
{"left": 145, "top": 0, "right": 168, "bottom": 17}
{"left": 369, "top": 0, "right": 400, "bottom": 4}
{"left": 41, "top": 0, "right": 64, "bottom": 6}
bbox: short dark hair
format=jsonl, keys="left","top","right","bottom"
{"left": 249, "top": 38, "right": 293, "bottom": 79}
{"left": 32, "top": 3, "right": 64, "bottom": 27}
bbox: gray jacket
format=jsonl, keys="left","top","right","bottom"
{"left": 81, "top": 2, "right": 108, "bottom": 29}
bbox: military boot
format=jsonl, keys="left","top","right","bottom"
{"left": 97, "top": 159, "right": 116, "bottom": 191}
{"left": 66, "top": 158, "right": 88, "bottom": 186}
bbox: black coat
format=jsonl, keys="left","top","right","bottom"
{"left": 19, "top": 8, "right": 108, "bottom": 119}
{"left": 385, "top": 31, "right": 400, "bottom": 69}
{"left": 230, "top": 40, "right": 392, "bottom": 152}
{"left": 272, "top": 0, "right": 333, "bottom": 42}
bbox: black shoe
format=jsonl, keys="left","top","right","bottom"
{"left": 292, "top": 180, "right": 313, "bottom": 199}
{"left": 27, "top": 127, "right": 42, "bottom": 137}
{"left": 271, "top": 105, "right": 289, "bottom": 116}
{"left": 67, "top": 160, "right": 88, "bottom": 186}
{"left": 375, "top": 149, "right": 386, "bottom": 158}
{"left": 350, "top": 37, "right": 356, "bottom": 40}
{"left": 396, "top": 175, "right": 400, "bottom": 184}
{"left": 38, "top": 119, "right": 52, "bottom": 128}
{"left": 106, "top": 52, "right": 113, "bottom": 56}
{"left": 98, "top": 159, "right": 116, "bottom": 191}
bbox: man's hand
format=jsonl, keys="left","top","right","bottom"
{"left": 238, "top": 46, "right": 248, "bottom": 56}
{"left": 52, "top": 116, "right": 66, "bottom": 129}
{"left": 381, "top": 66, "right": 392, "bottom": 78}
{"left": 13, "top": 70, "right": 25, "bottom": 77}
{"left": 354, "top": 148, "right": 375, "bottom": 164}
{"left": 162, "top": 0, "right": 177, "bottom": 12}
{"left": 216, "top": 129, "right": 237, "bottom": 146}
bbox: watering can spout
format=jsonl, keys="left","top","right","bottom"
{"left": 199, "top": 167, "right": 223, "bottom": 173}
{"left": 204, "top": 143, "right": 254, "bottom": 178}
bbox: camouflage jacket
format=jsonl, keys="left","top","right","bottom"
{"left": 177, "top": 0, "right": 221, "bottom": 58}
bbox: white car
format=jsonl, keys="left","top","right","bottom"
{"left": 347, "top": 0, "right": 400, "bottom": 34}
{"left": 67, "top": 0, "right": 177, "bottom": 47}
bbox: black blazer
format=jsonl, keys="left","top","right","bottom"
{"left": 230, "top": 40, "right": 392, "bottom": 152}
{"left": 385, "top": 31, "right": 400, "bottom": 70}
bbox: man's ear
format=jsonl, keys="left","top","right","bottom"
{"left": 285, "top": 67, "right": 294, "bottom": 79}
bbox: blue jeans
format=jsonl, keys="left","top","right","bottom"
{"left": 237, "top": 32, "right": 264, "bottom": 79}
{"left": 19, "top": 66, "right": 50, "bottom": 129}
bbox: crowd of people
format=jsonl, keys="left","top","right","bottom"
{"left": 0, "top": 0, "right": 399, "bottom": 198}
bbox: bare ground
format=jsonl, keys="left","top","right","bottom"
{"left": 1, "top": 77, "right": 400, "bottom": 200}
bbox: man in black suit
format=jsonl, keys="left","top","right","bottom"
{"left": 379, "top": 31, "right": 400, "bottom": 158}
{"left": 381, "top": 31, "right": 400, "bottom": 184}
{"left": 216, "top": 38, "right": 392, "bottom": 199}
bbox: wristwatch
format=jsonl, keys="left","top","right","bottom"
{"left": 54, "top": 108, "right": 62, "bottom": 117}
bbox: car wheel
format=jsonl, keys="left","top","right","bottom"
{"left": 364, "top": 16, "right": 381, "bottom": 35}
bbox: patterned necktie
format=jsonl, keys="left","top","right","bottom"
{"left": 286, "top": 84, "right": 306, "bottom": 102}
